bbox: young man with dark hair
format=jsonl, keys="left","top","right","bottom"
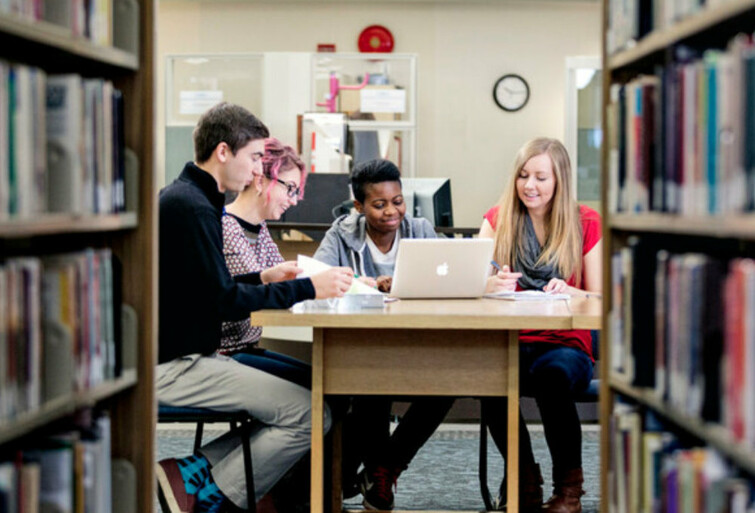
{"left": 314, "top": 158, "right": 454, "bottom": 511}
{"left": 156, "top": 102, "right": 354, "bottom": 513}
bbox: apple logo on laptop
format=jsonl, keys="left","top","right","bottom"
{"left": 436, "top": 262, "right": 449, "bottom": 276}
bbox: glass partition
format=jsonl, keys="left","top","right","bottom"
{"left": 565, "top": 56, "right": 602, "bottom": 210}
{"left": 164, "top": 52, "right": 418, "bottom": 183}
{"left": 165, "top": 54, "right": 264, "bottom": 184}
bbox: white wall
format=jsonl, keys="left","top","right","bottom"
{"left": 157, "top": 1, "right": 601, "bottom": 227}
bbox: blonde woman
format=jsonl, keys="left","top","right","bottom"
{"left": 480, "top": 138, "right": 601, "bottom": 513}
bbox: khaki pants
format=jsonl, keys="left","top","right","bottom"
{"left": 157, "top": 353, "right": 332, "bottom": 508}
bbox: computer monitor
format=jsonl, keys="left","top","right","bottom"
{"left": 401, "top": 178, "right": 454, "bottom": 228}
{"left": 348, "top": 130, "right": 381, "bottom": 167}
{"left": 279, "top": 173, "right": 352, "bottom": 241}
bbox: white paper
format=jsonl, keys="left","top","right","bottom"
{"left": 179, "top": 90, "right": 223, "bottom": 115}
{"left": 296, "top": 255, "right": 382, "bottom": 295}
{"left": 484, "top": 290, "right": 570, "bottom": 301}
{"left": 360, "top": 89, "right": 406, "bottom": 113}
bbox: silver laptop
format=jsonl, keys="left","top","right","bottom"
{"left": 389, "top": 238, "right": 494, "bottom": 299}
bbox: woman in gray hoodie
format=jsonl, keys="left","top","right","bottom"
{"left": 314, "top": 159, "right": 454, "bottom": 511}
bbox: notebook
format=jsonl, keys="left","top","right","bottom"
{"left": 389, "top": 238, "right": 494, "bottom": 299}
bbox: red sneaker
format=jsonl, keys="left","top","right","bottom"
{"left": 360, "top": 466, "right": 398, "bottom": 511}
{"left": 156, "top": 458, "right": 197, "bottom": 513}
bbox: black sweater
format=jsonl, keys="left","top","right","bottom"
{"left": 158, "top": 162, "right": 315, "bottom": 363}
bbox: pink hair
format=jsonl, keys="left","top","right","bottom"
{"left": 262, "top": 137, "right": 307, "bottom": 201}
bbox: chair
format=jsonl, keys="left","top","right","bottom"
{"left": 157, "top": 404, "right": 257, "bottom": 513}
{"left": 478, "top": 331, "right": 600, "bottom": 511}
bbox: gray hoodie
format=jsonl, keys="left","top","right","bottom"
{"left": 313, "top": 212, "right": 437, "bottom": 278}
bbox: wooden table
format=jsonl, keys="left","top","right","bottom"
{"left": 252, "top": 297, "right": 601, "bottom": 513}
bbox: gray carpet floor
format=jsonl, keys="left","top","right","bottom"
{"left": 157, "top": 423, "right": 600, "bottom": 512}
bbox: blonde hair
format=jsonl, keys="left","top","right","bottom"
{"left": 492, "top": 138, "right": 583, "bottom": 285}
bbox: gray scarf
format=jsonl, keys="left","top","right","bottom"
{"left": 515, "top": 213, "right": 561, "bottom": 290}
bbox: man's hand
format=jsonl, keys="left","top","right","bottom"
{"left": 310, "top": 267, "right": 354, "bottom": 299}
{"left": 376, "top": 275, "right": 392, "bottom": 293}
{"left": 260, "top": 261, "right": 303, "bottom": 284}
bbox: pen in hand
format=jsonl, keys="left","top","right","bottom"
{"left": 491, "top": 261, "right": 519, "bottom": 276}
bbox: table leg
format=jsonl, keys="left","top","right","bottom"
{"left": 507, "top": 330, "right": 520, "bottom": 513}
{"left": 311, "top": 329, "right": 325, "bottom": 513}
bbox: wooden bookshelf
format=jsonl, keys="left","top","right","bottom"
{"left": 609, "top": 213, "right": 755, "bottom": 239}
{"left": 609, "top": 378, "right": 755, "bottom": 476}
{"left": 0, "top": 14, "right": 138, "bottom": 70}
{"left": 601, "top": 1, "right": 755, "bottom": 511}
{"left": 0, "top": 369, "right": 137, "bottom": 446}
{"left": 608, "top": 0, "right": 755, "bottom": 70}
{"left": 0, "top": 212, "right": 138, "bottom": 237}
{"left": 0, "top": 2, "right": 156, "bottom": 513}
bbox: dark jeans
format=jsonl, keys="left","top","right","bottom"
{"left": 342, "top": 396, "right": 455, "bottom": 477}
{"left": 231, "top": 347, "right": 312, "bottom": 390}
{"left": 481, "top": 343, "right": 593, "bottom": 478}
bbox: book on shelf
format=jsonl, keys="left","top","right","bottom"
{"left": 112, "top": 88, "right": 125, "bottom": 213}
{"left": 40, "top": 255, "right": 77, "bottom": 403}
{"left": 723, "top": 258, "right": 755, "bottom": 446}
{"left": 1, "top": 65, "right": 127, "bottom": 218}
{"left": 0, "top": 248, "right": 122, "bottom": 425}
{"left": 9, "top": 414, "right": 114, "bottom": 513}
{"left": 606, "top": 0, "right": 745, "bottom": 56}
{"left": 606, "top": 33, "right": 755, "bottom": 216}
{"left": 46, "top": 74, "right": 85, "bottom": 215}
{"left": 0, "top": 0, "right": 44, "bottom": 23}
{"left": 609, "top": 404, "right": 752, "bottom": 513}
{"left": 612, "top": 239, "right": 755, "bottom": 446}
{"left": 2, "top": 0, "right": 123, "bottom": 48}
{"left": 609, "top": 237, "right": 656, "bottom": 388}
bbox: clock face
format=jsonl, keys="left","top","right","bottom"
{"left": 493, "top": 74, "right": 530, "bottom": 112}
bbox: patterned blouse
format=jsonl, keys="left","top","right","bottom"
{"left": 219, "top": 214, "right": 284, "bottom": 354}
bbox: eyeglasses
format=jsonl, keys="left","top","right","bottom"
{"left": 275, "top": 178, "right": 301, "bottom": 198}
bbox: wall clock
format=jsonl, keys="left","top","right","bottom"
{"left": 493, "top": 74, "right": 530, "bottom": 112}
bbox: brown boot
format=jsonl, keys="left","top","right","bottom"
{"left": 520, "top": 463, "right": 544, "bottom": 513}
{"left": 492, "top": 463, "right": 543, "bottom": 513}
{"left": 543, "top": 467, "right": 585, "bottom": 513}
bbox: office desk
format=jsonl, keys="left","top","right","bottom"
{"left": 252, "top": 297, "right": 600, "bottom": 513}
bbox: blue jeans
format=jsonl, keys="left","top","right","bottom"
{"left": 231, "top": 348, "right": 311, "bottom": 390}
{"left": 482, "top": 343, "right": 594, "bottom": 476}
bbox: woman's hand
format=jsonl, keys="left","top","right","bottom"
{"left": 376, "top": 275, "right": 392, "bottom": 293}
{"left": 357, "top": 276, "right": 378, "bottom": 288}
{"left": 484, "top": 265, "right": 522, "bottom": 294}
{"left": 543, "top": 278, "right": 568, "bottom": 294}
{"left": 260, "top": 261, "right": 302, "bottom": 284}
{"left": 310, "top": 267, "right": 354, "bottom": 299}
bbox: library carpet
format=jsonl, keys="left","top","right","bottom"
{"left": 157, "top": 423, "right": 600, "bottom": 512}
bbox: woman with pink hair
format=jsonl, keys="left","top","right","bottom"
{"left": 220, "top": 137, "right": 310, "bottom": 385}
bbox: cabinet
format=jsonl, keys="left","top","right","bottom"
{"left": 311, "top": 52, "right": 417, "bottom": 176}
{"left": 0, "top": 2, "right": 156, "bottom": 512}
{"left": 601, "top": 2, "right": 755, "bottom": 512}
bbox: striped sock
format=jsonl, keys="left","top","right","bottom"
{"left": 175, "top": 454, "right": 211, "bottom": 495}
{"left": 196, "top": 479, "right": 225, "bottom": 513}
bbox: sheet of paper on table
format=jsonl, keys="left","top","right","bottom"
{"left": 484, "top": 290, "right": 570, "bottom": 301}
{"left": 296, "top": 254, "right": 387, "bottom": 308}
